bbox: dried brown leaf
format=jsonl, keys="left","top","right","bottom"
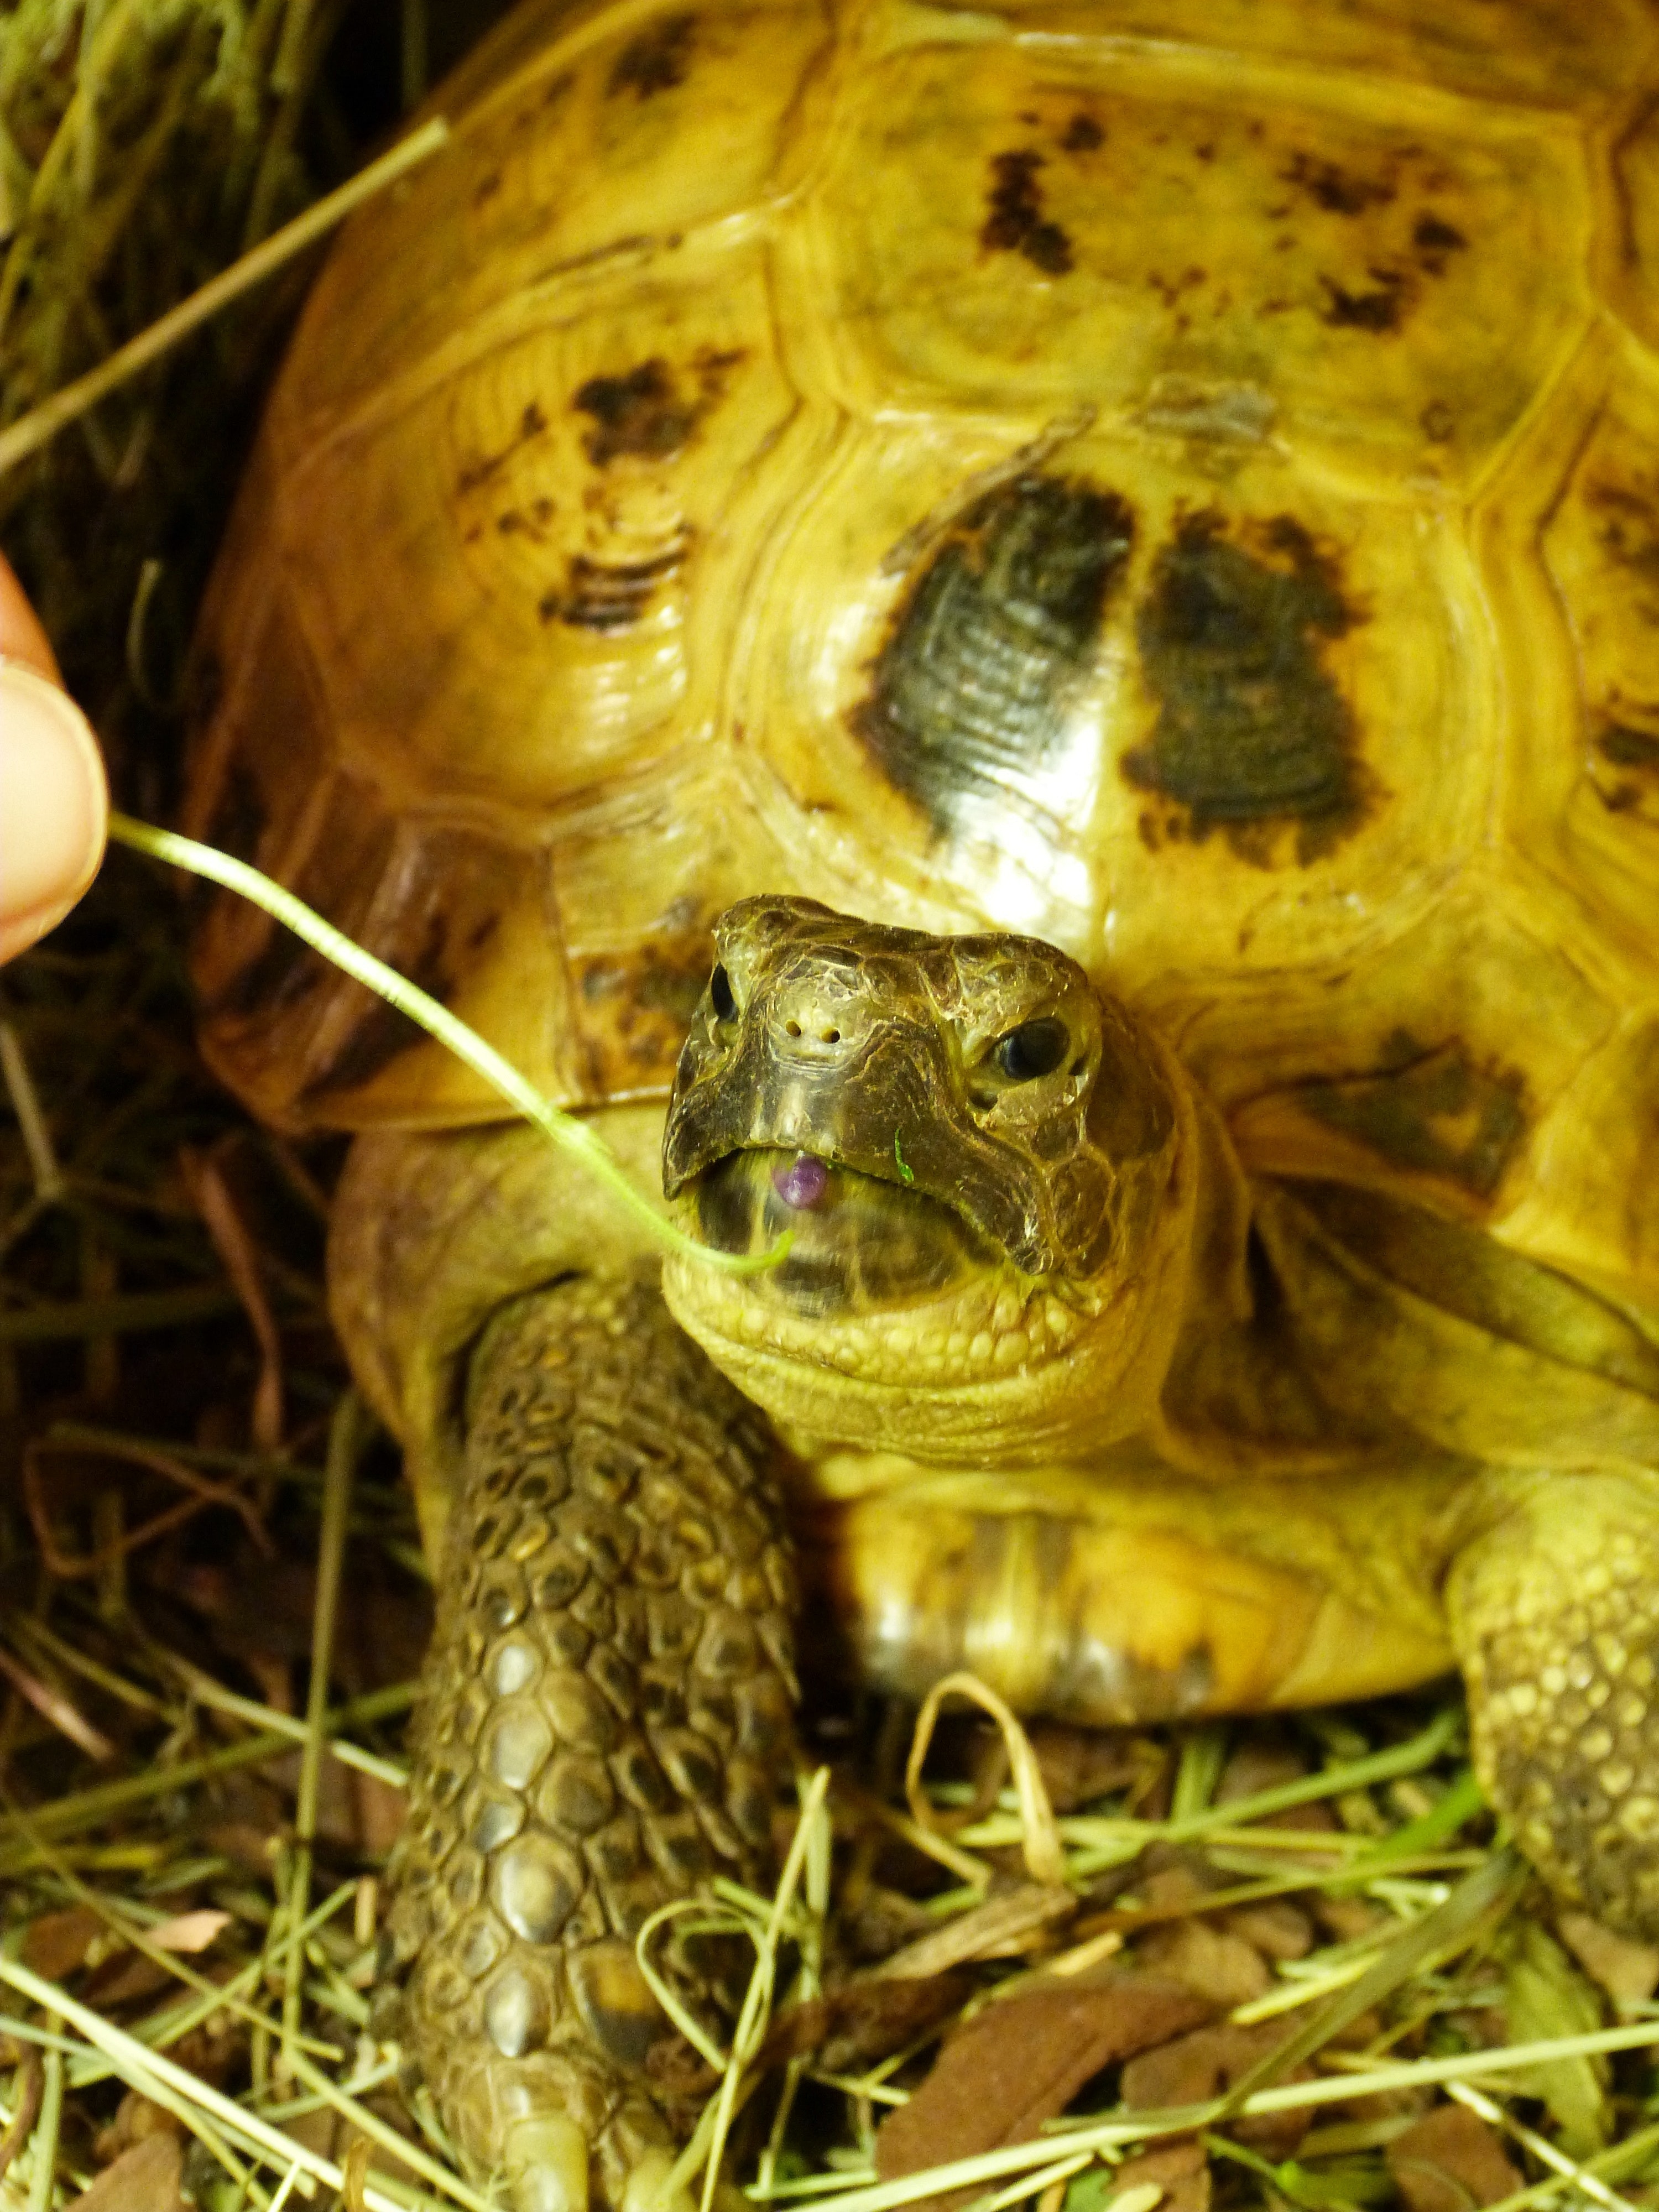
{"left": 1223, "top": 1901, "right": 1314, "bottom": 1964}
{"left": 1122, "top": 2018, "right": 1312, "bottom": 2159}
{"left": 349, "top": 1770, "right": 408, "bottom": 1857}
{"left": 874, "top": 1975, "right": 1212, "bottom": 2210}
{"left": 842, "top": 1884, "right": 941, "bottom": 1964}
{"left": 93, "top": 2090, "right": 187, "bottom": 2166}
{"left": 69, "top": 2133, "right": 187, "bottom": 2212}
{"left": 1557, "top": 1912, "right": 1659, "bottom": 2007}
{"left": 1130, "top": 1917, "right": 1272, "bottom": 2009}
{"left": 1386, "top": 2103, "right": 1524, "bottom": 2212}
{"left": 652, "top": 1973, "right": 975, "bottom": 2099}
{"left": 1112, "top": 2137, "right": 1211, "bottom": 2212}
{"left": 1312, "top": 1894, "right": 1386, "bottom": 1944}
{"left": 147, "top": 1910, "right": 231, "bottom": 1955}
{"left": 80, "top": 1951, "right": 177, "bottom": 2012}
{"left": 22, "top": 1905, "right": 103, "bottom": 1978}
{"left": 1028, "top": 1724, "right": 1167, "bottom": 1814}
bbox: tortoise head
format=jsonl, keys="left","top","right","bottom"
{"left": 660, "top": 897, "right": 1201, "bottom": 1463}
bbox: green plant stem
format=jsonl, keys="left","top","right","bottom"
{"left": 107, "top": 812, "right": 790, "bottom": 1277}
{"left": 0, "top": 1683, "right": 414, "bottom": 1867}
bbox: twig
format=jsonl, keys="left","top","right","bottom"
{"left": 165, "top": 1656, "right": 407, "bottom": 1787}
{"left": 23, "top": 2028, "right": 61, "bottom": 2212}
{"left": 0, "top": 119, "right": 452, "bottom": 477}
{"left": 763, "top": 2019, "right": 1659, "bottom": 2212}
{"left": 0, "top": 1645, "right": 114, "bottom": 1760}
{"left": 0, "top": 1022, "right": 64, "bottom": 1203}
{"left": 0, "top": 1286, "right": 240, "bottom": 1339}
{"left": 0, "top": 1957, "right": 447, "bottom": 2212}
{"left": 0, "top": 1681, "right": 415, "bottom": 1863}
{"left": 0, "top": 2049, "right": 43, "bottom": 2183}
{"left": 282, "top": 1390, "right": 364, "bottom": 2071}
{"left": 23, "top": 1427, "right": 273, "bottom": 1574}
{"left": 1445, "top": 2081, "right": 1641, "bottom": 2212}
{"left": 181, "top": 1142, "right": 285, "bottom": 1451}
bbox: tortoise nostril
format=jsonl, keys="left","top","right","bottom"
{"left": 786, "top": 1020, "right": 802, "bottom": 1037}
{"left": 822, "top": 1029, "right": 840, "bottom": 1044}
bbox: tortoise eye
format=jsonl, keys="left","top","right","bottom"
{"left": 709, "top": 963, "right": 737, "bottom": 1022}
{"left": 995, "top": 1017, "right": 1068, "bottom": 1082}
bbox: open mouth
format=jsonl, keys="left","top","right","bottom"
{"left": 670, "top": 1147, "right": 1094, "bottom": 1392}
{"left": 687, "top": 1147, "right": 997, "bottom": 1318}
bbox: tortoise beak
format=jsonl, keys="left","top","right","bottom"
{"left": 659, "top": 898, "right": 1119, "bottom": 1283}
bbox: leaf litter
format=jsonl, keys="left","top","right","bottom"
{"left": 7, "top": 9, "right": 1659, "bottom": 2212}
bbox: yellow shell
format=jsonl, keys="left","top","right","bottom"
{"left": 187, "top": 0, "right": 1659, "bottom": 1323}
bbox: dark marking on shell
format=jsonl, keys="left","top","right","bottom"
{"left": 854, "top": 473, "right": 1133, "bottom": 830}
{"left": 1412, "top": 211, "right": 1467, "bottom": 274}
{"left": 186, "top": 700, "right": 237, "bottom": 930}
{"left": 1296, "top": 1031, "right": 1529, "bottom": 1202}
{"left": 1124, "top": 510, "right": 1371, "bottom": 865}
{"left": 573, "top": 346, "right": 742, "bottom": 469}
{"left": 298, "top": 831, "right": 521, "bottom": 1101}
{"left": 568, "top": 927, "right": 716, "bottom": 1099}
{"left": 201, "top": 748, "right": 262, "bottom": 874}
{"left": 607, "top": 12, "right": 695, "bottom": 99}
{"left": 301, "top": 914, "right": 452, "bottom": 1096}
{"left": 456, "top": 402, "right": 549, "bottom": 494}
{"left": 1061, "top": 112, "right": 1102, "bottom": 154}
{"left": 539, "top": 536, "right": 691, "bottom": 632}
{"left": 1318, "top": 267, "right": 1408, "bottom": 331}
{"left": 1601, "top": 722, "right": 1659, "bottom": 770}
{"left": 574, "top": 361, "right": 692, "bottom": 465}
{"left": 1282, "top": 152, "right": 1396, "bottom": 216}
{"left": 1149, "top": 267, "right": 1206, "bottom": 311}
{"left": 1590, "top": 476, "right": 1659, "bottom": 587}
{"left": 211, "top": 799, "right": 399, "bottom": 1023}
{"left": 1593, "top": 719, "right": 1659, "bottom": 816}
{"left": 495, "top": 498, "right": 557, "bottom": 542}
{"left": 981, "top": 150, "right": 1073, "bottom": 274}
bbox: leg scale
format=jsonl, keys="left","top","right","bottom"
{"left": 381, "top": 1274, "right": 797, "bottom": 2208}
{"left": 1449, "top": 1474, "right": 1659, "bottom": 1936}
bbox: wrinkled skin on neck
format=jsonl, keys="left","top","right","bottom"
{"left": 660, "top": 897, "right": 1224, "bottom": 1465}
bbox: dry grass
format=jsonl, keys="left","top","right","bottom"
{"left": 6, "top": 9, "right": 1659, "bottom": 2212}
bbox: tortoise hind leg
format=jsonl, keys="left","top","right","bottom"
{"left": 382, "top": 1273, "right": 798, "bottom": 2212}
{"left": 1448, "top": 1470, "right": 1659, "bottom": 1936}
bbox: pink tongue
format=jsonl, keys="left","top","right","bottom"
{"left": 771, "top": 1153, "right": 830, "bottom": 1210}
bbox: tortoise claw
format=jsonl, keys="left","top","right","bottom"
{"left": 621, "top": 2151, "right": 696, "bottom": 2212}
{"left": 504, "top": 2116, "right": 592, "bottom": 2212}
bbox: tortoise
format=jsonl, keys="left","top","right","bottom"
{"left": 184, "top": 0, "right": 1659, "bottom": 2200}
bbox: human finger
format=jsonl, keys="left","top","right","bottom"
{"left": 0, "top": 553, "right": 108, "bottom": 964}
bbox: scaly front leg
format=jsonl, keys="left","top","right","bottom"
{"left": 382, "top": 1274, "right": 797, "bottom": 2211}
{"left": 1448, "top": 1469, "right": 1659, "bottom": 1936}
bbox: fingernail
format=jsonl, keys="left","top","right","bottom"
{"left": 0, "top": 658, "right": 108, "bottom": 960}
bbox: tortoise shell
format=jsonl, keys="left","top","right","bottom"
{"left": 186, "top": 0, "right": 1659, "bottom": 1321}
